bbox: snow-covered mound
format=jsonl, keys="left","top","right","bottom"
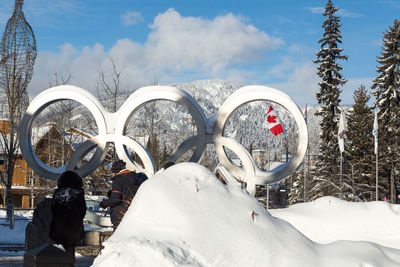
{"left": 93, "top": 163, "right": 400, "bottom": 267}
{"left": 270, "top": 196, "right": 400, "bottom": 249}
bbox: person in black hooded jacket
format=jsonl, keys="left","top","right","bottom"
{"left": 100, "top": 160, "right": 145, "bottom": 230}
{"left": 49, "top": 170, "right": 86, "bottom": 257}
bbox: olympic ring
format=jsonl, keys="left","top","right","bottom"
{"left": 19, "top": 84, "right": 308, "bottom": 195}
{"left": 19, "top": 86, "right": 107, "bottom": 179}
{"left": 213, "top": 86, "right": 308, "bottom": 193}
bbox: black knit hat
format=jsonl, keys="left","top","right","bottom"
{"left": 111, "top": 159, "right": 126, "bottom": 173}
{"left": 57, "top": 170, "right": 83, "bottom": 189}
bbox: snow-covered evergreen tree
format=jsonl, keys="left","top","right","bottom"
{"left": 346, "top": 85, "right": 375, "bottom": 201}
{"left": 288, "top": 168, "right": 308, "bottom": 205}
{"left": 371, "top": 19, "right": 400, "bottom": 203}
{"left": 309, "top": 0, "right": 347, "bottom": 200}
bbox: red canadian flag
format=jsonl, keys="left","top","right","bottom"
{"left": 265, "top": 106, "right": 284, "bottom": 136}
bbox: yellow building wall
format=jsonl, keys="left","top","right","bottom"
{"left": 22, "top": 195, "right": 30, "bottom": 209}
{"left": 12, "top": 158, "right": 29, "bottom": 186}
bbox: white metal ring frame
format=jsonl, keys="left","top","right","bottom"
{"left": 19, "top": 85, "right": 308, "bottom": 195}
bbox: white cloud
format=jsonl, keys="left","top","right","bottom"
{"left": 29, "top": 8, "right": 283, "bottom": 96}
{"left": 269, "top": 62, "right": 319, "bottom": 107}
{"left": 266, "top": 57, "right": 298, "bottom": 80}
{"left": 121, "top": 11, "right": 144, "bottom": 26}
{"left": 337, "top": 9, "right": 363, "bottom": 18}
{"left": 30, "top": 43, "right": 106, "bottom": 95}
{"left": 306, "top": 7, "right": 324, "bottom": 14}
{"left": 145, "top": 8, "right": 282, "bottom": 74}
{"left": 268, "top": 64, "right": 375, "bottom": 107}
{"left": 341, "top": 77, "right": 374, "bottom": 105}
{"left": 267, "top": 62, "right": 375, "bottom": 107}
{"left": 306, "top": 6, "right": 363, "bottom": 18}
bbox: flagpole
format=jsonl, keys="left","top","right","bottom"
{"left": 264, "top": 105, "right": 284, "bottom": 209}
{"left": 303, "top": 148, "right": 307, "bottom": 202}
{"left": 268, "top": 130, "right": 271, "bottom": 171}
{"left": 303, "top": 104, "right": 307, "bottom": 202}
{"left": 267, "top": 131, "right": 270, "bottom": 210}
{"left": 376, "top": 150, "right": 378, "bottom": 201}
{"left": 337, "top": 110, "right": 345, "bottom": 198}
{"left": 373, "top": 110, "right": 379, "bottom": 201}
{"left": 340, "top": 152, "right": 343, "bottom": 197}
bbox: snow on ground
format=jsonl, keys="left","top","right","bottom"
{"left": 0, "top": 210, "right": 31, "bottom": 257}
{"left": 93, "top": 163, "right": 400, "bottom": 267}
{"left": 269, "top": 196, "right": 400, "bottom": 249}
{"left": 0, "top": 163, "right": 399, "bottom": 266}
{"left": 0, "top": 210, "right": 30, "bottom": 245}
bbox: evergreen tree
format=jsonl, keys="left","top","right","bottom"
{"left": 309, "top": 0, "right": 347, "bottom": 200}
{"left": 371, "top": 19, "right": 400, "bottom": 203}
{"left": 146, "top": 135, "right": 161, "bottom": 169}
{"left": 288, "top": 169, "right": 308, "bottom": 204}
{"left": 346, "top": 85, "right": 375, "bottom": 201}
{"left": 160, "top": 145, "right": 170, "bottom": 167}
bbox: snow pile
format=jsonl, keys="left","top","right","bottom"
{"left": 93, "top": 163, "right": 400, "bottom": 267}
{"left": 270, "top": 196, "right": 400, "bottom": 249}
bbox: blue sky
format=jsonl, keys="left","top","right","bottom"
{"left": 1, "top": 0, "right": 399, "bottom": 107}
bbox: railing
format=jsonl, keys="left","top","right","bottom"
{"left": 0, "top": 242, "right": 25, "bottom": 251}
{"left": 0, "top": 207, "right": 33, "bottom": 229}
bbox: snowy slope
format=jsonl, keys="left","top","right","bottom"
{"left": 92, "top": 163, "right": 400, "bottom": 267}
{"left": 270, "top": 196, "right": 400, "bottom": 249}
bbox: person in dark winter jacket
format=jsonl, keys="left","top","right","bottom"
{"left": 137, "top": 172, "right": 148, "bottom": 183}
{"left": 100, "top": 160, "right": 146, "bottom": 230}
{"left": 49, "top": 170, "right": 86, "bottom": 256}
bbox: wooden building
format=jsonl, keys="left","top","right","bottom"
{"left": 0, "top": 120, "right": 43, "bottom": 208}
{"left": 0, "top": 119, "right": 146, "bottom": 208}
{"left": 0, "top": 122, "right": 76, "bottom": 209}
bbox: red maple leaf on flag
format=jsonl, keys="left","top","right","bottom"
{"left": 265, "top": 106, "right": 284, "bottom": 136}
{"left": 267, "top": 115, "right": 277, "bottom": 123}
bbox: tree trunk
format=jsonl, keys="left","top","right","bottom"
{"left": 391, "top": 165, "right": 395, "bottom": 203}
{"left": 6, "top": 152, "right": 14, "bottom": 221}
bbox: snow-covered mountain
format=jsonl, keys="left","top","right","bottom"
{"left": 172, "top": 80, "right": 321, "bottom": 157}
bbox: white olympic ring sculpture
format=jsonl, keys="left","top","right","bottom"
{"left": 19, "top": 85, "right": 308, "bottom": 195}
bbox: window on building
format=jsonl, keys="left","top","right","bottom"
{"left": 26, "top": 174, "right": 36, "bottom": 186}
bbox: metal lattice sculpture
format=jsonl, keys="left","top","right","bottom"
{"left": 1, "top": 0, "right": 37, "bottom": 90}
{"left": 0, "top": 0, "right": 37, "bottom": 214}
